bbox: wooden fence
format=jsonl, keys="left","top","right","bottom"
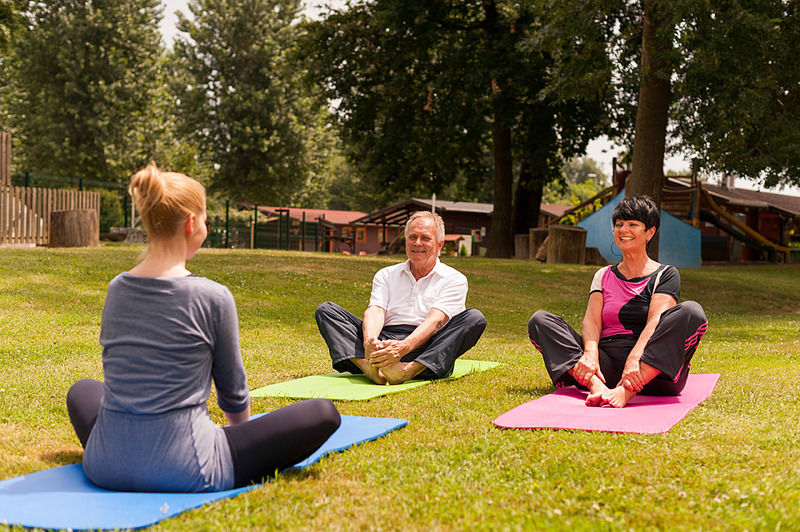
{"left": 0, "top": 185, "right": 100, "bottom": 245}
{"left": 0, "top": 132, "right": 10, "bottom": 187}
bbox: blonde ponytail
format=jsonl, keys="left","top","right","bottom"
{"left": 128, "top": 162, "right": 205, "bottom": 238}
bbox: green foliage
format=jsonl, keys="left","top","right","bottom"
{"left": 301, "top": 1, "right": 612, "bottom": 254}
{"left": 673, "top": 1, "right": 800, "bottom": 187}
{"left": 543, "top": 179, "right": 598, "bottom": 207}
{"left": 0, "top": 0, "right": 17, "bottom": 54}
{"left": 171, "top": 0, "right": 318, "bottom": 204}
{"left": 0, "top": 0, "right": 167, "bottom": 182}
{"left": 543, "top": 157, "right": 606, "bottom": 206}
{"left": 538, "top": 0, "right": 800, "bottom": 190}
{"left": 300, "top": 1, "right": 493, "bottom": 203}
{"left": 562, "top": 156, "right": 608, "bottom": 187}
{"left": 290, "top": 107, "right": 371, "bottom": 211}
{"left": 1, "top": 248, "right": 800, "bottom": 529}
{"left": 95, "top": 188, "right": 125, "bottom": 232}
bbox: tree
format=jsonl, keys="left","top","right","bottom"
{"left": 541, "top": 0, "right": 800, "bottom": 203}
{"left": 0, "top": 0, "right": 17, "bottom": 54}
{"left": 674, "top": 0, "right": 800, "bottom": 188}
{"left": 302, "top": 1, "right": 610, "bottom": 257}
{"left": 0, "top": 0, "right": 166, "bottom": 182}
{"left": 543, "top": 157, "right": 607, "bottom": 205}
{"left": 171, "top": 0, "right": 313, "bottom": 204}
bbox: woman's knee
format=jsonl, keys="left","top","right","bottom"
{"left": 681, "top": 300, "right": 707, "bottom": 324}
{"left": 306, "top": 398, "right": 341, "bottom": 433}
{"left": 66, "top": 378, "right": 103, "bottom": 409}
{"left": 528, "top": 310, "right": 552, "bottom": 337}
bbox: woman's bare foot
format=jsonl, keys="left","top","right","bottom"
{"left": 584, "top": 376, "right": 611, "bottom": 406}
{"left": 601, "top": 385, "right": 637, "bottom": 408}
{"left": 352, "top": 358, "right": 387, "bottom": 385}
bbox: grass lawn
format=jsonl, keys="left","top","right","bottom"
{"left": 1, "top": 245, "right": 799, "bottom": 530}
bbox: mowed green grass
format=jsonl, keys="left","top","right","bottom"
{"left": 1, "top": 246, "right": 799, "bottom": 531}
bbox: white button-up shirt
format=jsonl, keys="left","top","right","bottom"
{"left": 368, "top": 259, "right": 468, "bottom": 326}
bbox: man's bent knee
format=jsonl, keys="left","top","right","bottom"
{"left": 463, "top": 308, "right": 487, "bottom": 330}
{"left": 528, "top": 310, "right": 552, "bottom": 336}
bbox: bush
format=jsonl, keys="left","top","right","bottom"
{"left": 95, "top": 188, "right": 125, "bottom": 232}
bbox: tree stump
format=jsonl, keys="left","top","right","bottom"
{"left": 49, "top": 210, "right": 99, "bottom": 247}
{"left": 529, "top": 227, "right": 548, "bottom": 261}
{"left": 514, "top": 234, "right": 530, "bottom": 259}
{"left": 546, "top": 225, "right": 587, "bottom": 264}
{"left": 584, "top": 247, "right": 608, "bottom": 266}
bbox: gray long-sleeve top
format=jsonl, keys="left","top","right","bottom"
{"left": 83, "top": 273, "right": 250, "bottom": 492}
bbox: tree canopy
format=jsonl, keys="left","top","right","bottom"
{"left": 1, "top": 0, "right": 166, "bottom": 182}
{"left": 171, "top": 0, "right": 314, "bottom": 204}
{"left": 674, "top": 0, "right": 800, "bottom": 187}
{"left": 0, "top": 0, "right": 798, "bottom": 239}
{"left": 302, "top": 0, "right": 611, "bottom": 257}
{"left": 539, "top": 0, "right": 800, "bottom": 205}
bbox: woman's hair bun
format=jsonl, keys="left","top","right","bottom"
{"left": 128, "top": 162, "right": 205, "bottom": 238}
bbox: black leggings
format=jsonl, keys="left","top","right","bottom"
{"left": 66, "top": 379, "right": 341, "bottom": 488}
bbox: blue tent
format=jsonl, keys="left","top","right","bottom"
{"left": 577, "top": 191, "right": 702, "bottom": 269}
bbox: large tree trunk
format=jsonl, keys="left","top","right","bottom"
{"left": 512, "top": 161, "right": 544, "bottom": 235}
{"left": 630, "top": 0, "right": 674, "bottom": 258}
{"left": 485, "top": 0, "right": 514, "bottom": 259}
{"left": 487, "top": 106, "right": 514, "bottom": 258}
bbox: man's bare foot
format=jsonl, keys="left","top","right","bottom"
{"left": 602, "top": 385, "right": 637, "bottom": 408}
{"left": 352, "top": 358, "right": 387, "bottom": 385}
{"left": 379, "top": 361, "right": 424, "bottom": 385}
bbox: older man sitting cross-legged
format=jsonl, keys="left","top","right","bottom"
{"left": 315, "top": 211, "right": 486, "bottom": 385}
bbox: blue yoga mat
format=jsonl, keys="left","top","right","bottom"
{"left": 0, "top": 415, "right": 406, "bottom": 531}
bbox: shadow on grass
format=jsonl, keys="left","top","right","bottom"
{"left": 42, "top": 449, "right": 83, "bottom": 465}
{"left": 276, "top": 468, "right": 320, "bottom": 481}
{"left": 504, "top": 385, "right": 553, "bottom": 397}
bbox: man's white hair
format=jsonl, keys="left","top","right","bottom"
{"left": 405, "top": 211, "right": 445, "bottom": 242}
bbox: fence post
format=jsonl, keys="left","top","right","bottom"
{"left": 301, "top": 212, "right": 306, "bottom": 251}
{"left": 0, "top": 132, "right": 10, "bottom": 187}
{"left": 123, "top": 194, "right": 129, "bottom": 227}
{"left": 285, "top": 211, "right": 290, "bottom": 250}
{"left": 277, "top": 210, "right": 282, "bottom": 249}
{"left": 253, "top": 204, "right": 258, "bottom": 248}
{"left": 224, "top": 200, "right": 229, "bottom": 248}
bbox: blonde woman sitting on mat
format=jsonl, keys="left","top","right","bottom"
{"left": 67, "top": 163, "right": 340, "bottom": 492}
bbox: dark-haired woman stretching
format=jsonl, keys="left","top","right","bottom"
{"left": 66, "top": 163, "right": 340, "bottom": 491}
{"left": 529, "top": 195, "right": 708, "bottom": 408}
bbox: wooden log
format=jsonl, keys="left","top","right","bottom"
{"left": 49, "top": 209, "right": 99, "bottom": 247}
{"left": 514, "top": 234, "right": 530, "bottom": 259}
{"left": 529, "top": 227, "right": 548, "bottom": 261}
{"left": 546, "top": 225, "right": 587, "bottom": 264}
{"left": 535, "top": 235, "right": 549, "bottom": 262}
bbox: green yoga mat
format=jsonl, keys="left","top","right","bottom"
{"left": 250, "top": 359, "right": 501, "bottom": 401}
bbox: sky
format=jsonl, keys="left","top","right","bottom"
{"left": 159, "top": 1, "right": 797, "bottom": 196}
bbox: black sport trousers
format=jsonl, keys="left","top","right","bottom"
{"left": 315, "top": 301, "right": 486, "bottom": 379}
{"left": 528, "top": 301, "right": 708, "bottom": 396}
{"left": 66, "top": 379, "right": 340, "bottom": 489}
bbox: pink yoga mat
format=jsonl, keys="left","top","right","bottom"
{"left": 494, "top": 373, "right": 720, "bottom": 434}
